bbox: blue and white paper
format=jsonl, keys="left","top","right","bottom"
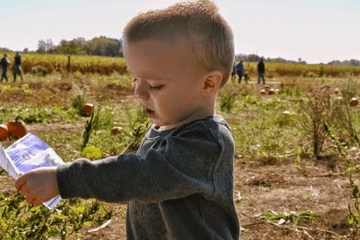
{"left": 0, "top": 133, "right": 64, "bottom": 209}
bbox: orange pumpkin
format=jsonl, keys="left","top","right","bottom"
{"left": 7, "top": 117, "right": 27, "bottom": 140}
{"left": 260, "top": 89, "right": 267, "bottom": 95}
{"left": 82, "top": 103, "right": 94, "bottom": 117}
{"left": 334, "top": 88, "right": 339, "bottom": 94}
{"left": 268, "top": 88, "right": 275, "bottom": 95}
{"left": 349, "top": 97, "right": 359, "bottom": 107}
{"left": 0, "top": 124, "right": 8, "bottom": 141}
{"left": 110, "top": 127, "right": 123, "bottom": 135}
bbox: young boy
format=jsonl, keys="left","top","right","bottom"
{"left": 15, "top": 0, "right": 240, "bottom": 239}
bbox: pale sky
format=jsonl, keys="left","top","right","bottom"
{"left": 1, "top": 0, "right": 359, "bottom": 64}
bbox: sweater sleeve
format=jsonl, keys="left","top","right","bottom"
{"left": 57, "top": 123, "right": 222, "bottom": 202}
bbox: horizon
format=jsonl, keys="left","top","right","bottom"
{"left": 1, "top": 0, "right": 359, "bottom": 64}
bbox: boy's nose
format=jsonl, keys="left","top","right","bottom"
{"left": 134, "top": 81, "right": 149, "bottom": 100}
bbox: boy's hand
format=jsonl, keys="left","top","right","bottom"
{"left": 15, "top": 167, "right": 59, "bottom": 206}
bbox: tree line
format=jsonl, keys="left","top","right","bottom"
{"left": 1, "top": 42, "right": 359, "bottom": 66}
{"left": 36, "top": 36, "right": 123, "bottom": 57}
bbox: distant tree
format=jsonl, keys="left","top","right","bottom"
{"left": 327, "top": 59, "right": 360, "bottom": 66}
{"left": 46, "top": 39, "right": 55, "bottom": 53}
{"left": 0, "top": 47, "right": 12, "bottom": 52}
{"left": 37, "top": 40, "right": 47, "bottom": 53}
{"left": 84, "top": 36, "right": 123, "bottom": 57}
{"left": 349, "top": 59, "right": 360, "bottom": 66}
{"left": 36, "top": 39, "right": 55, "bottom": 53}
{"left": 23, "top": 48, "right": 29, "bottom": 53}
{"left": 248, "top": 54, "right": 261, "bottom": 62}
{"left": 56, "top": 39, "right": 85, "bottom": 55}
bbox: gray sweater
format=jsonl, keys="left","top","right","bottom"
{"left": 57, "top": 115, "right": 240, "bottom": 239}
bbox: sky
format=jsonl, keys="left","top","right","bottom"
{"left": 1, "top": 0, "right": 359, "bottom": 64}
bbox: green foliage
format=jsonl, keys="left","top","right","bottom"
{"left": 71, "top": 85, "right": 86, "bottom": 116}
{"left": 31, "top": 65, "right": 49, "bottom": 76}
{"left": 0, "top": 192, "right": 111, "bottom": 239}
{"left": 22, "top": 108, "right": 53, "bottom": 124}
{"left": 324, "top": 123, "right": 360, "bottom": 232}
{"left": 81, "top": 146, "right": 102, "bottom": 160}
{"left": 81, "top": 108, "right": 95, "bottom": 152}
{"left": 57, "top": 39, "right": 86, "bottom": 55}
{"left": 330, "top": 79, "right": 360, "bottom": 145}
{"left": 37, "top": 36, "right": 123, "bottom": 57}
{"left": 258, "top": 209, "right": 319, "bottom": 226}
{"left": 92, "top": 106, "right": 114, "bottom": 131}
{"left": 52, "top": 106, "right": 80, "bottom": 122}
{"left": 0, "top": 106, "right": 80, "bottom": 124}
{"left": 220, "top": 92, "right": 236, "bottom": 113}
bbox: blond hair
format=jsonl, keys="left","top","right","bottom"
{"left": 123, "top": 0, "right": 234, "bottom": 88}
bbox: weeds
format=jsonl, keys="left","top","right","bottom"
{"left": 324, "top": 122, "right": 360, "bottom": 234}
{"left": 258, "top": 209, "right": 319, "bottom": 226}
{"left": 331, "top": 78, "right": 360, "bottom": 146}
{"left": 220, "top": 92, "right": 236, "bottom": 113}
{"left": 298, "top": 84, "right": 332, "bottom": 159}
{"left": 0, "top": 192, "right": 112, "bottom": 239}
{"left": 81, "top": 107, "right": 95, "bottom": 152}
{"left": 71, "top": 84, "right": 86, "bottom": 116}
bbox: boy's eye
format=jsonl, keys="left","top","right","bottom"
{"left": 149, "top": 85, "right": 164, "bottom": 90}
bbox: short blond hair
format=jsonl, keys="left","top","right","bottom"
{"left": 123, "top": 0, "right": 234, "bottom": 88}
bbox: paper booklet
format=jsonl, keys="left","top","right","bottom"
{"left": 0, "top": 133, "right": 64, "bottom": 209}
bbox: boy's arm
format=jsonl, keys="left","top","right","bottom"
{"left": 57, "top": 123, "right": 224, "bottom": 203}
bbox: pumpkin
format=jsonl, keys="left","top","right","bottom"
{"left": 274, "top": 89, "right": 280, "bottom": 94}
{"left": 7, "top": 117, "right": 27, "bottom": 140}
{"left": 82, "top": 103, "right": 94, "bottom": 117}
{"left": 260, "top": 89, "right": 267, "bottom": 95}
{"left": 334, "top": 88, "right": 339, "bottom": 94}
{"left": 349, "top": 97, "right": 359, "bottom": 107}
{"left": 268, "top": 88, "right": 275, "bottom": 95}
{"left": 110, "top": 127, "right": 123, "bottom": 135}
{"left": 0, "top": 124, "right": 8, "bottom": 141}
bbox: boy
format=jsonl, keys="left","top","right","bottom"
{"left": 15, "top": 1, "right": 240, "bottom": 239}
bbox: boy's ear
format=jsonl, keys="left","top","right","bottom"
{"left": 202, "top": 71, "right": 222, "bottom": 96}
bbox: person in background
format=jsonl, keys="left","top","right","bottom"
{"left": 257, "top": 58, "right": 265, "bottom": 84}
{"left": 235, "top": 60, "right": 244, "bottom": 83}
{"left": 13, "top": 52, "right": 24, "bottom": 82}
{"left": 15, "top": 1, "right": 240, "bottom": 239}
{"left": 231, "top": 62, "right": 236, "bottom": 82}
{"left": 1, "top": 53, "right": 10, "bottom": 82}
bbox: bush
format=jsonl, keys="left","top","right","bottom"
{"left": 31, "top": 65, "right": 49, "bottom": 76}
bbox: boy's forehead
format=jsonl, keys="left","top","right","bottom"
{"left": 127, "top": 67, "right": 163, "bottom": 80}
{"left": 125, "top": 39, "right": 194, "bottom": 76}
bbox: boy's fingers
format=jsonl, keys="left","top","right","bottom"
{"left": 15, "top": 176, "right": 27, "bottom": 191}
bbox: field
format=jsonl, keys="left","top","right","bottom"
{"left": 1, "top": 62, "right": 360, "bottom": 239}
